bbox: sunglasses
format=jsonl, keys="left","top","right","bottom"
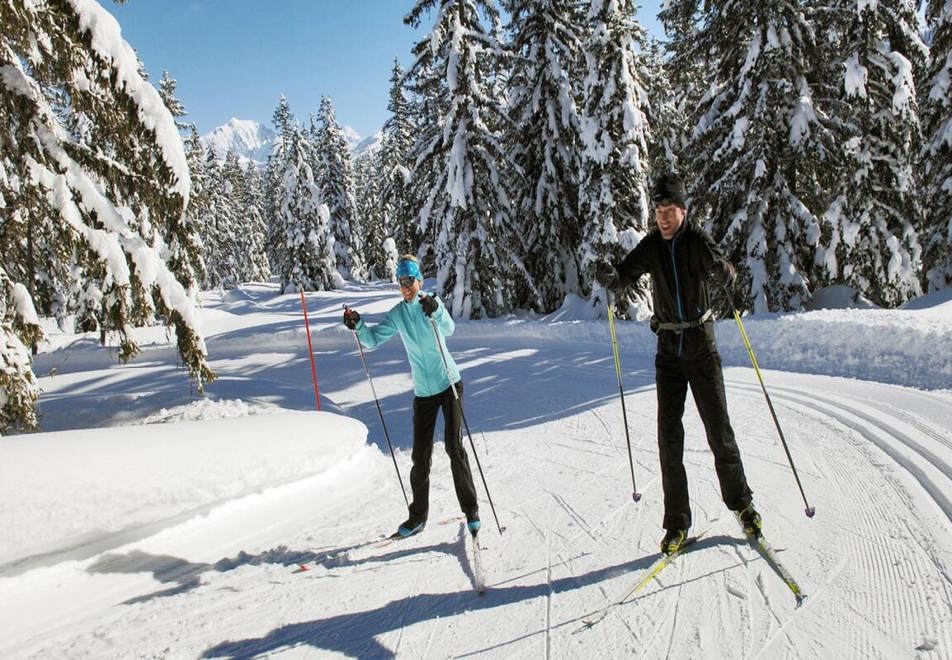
{"left": 398, "top": 276, "right": 417, "bottom": 288}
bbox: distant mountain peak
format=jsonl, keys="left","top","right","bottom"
{"left": 202, "top": 119, "right": 276, "bottom": 166}
{"left": 201, "top": 118, "right": 381, "bottom": 166}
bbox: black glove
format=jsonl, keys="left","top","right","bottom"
{"left": 419, "top": 294, "right": 439, "bottom": 317}
{"left": 595, "top": 261, "right": 619, "bottom": 289}
{"left": 343, "top": 308, "right": 361, "bottom": 330}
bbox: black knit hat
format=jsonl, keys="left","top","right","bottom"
{"left": 652, "top": 172, "right": 687, "bottom": 208}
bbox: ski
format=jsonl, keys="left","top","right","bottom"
{"left": 470, "top": 531, "right": 486, "bottom": 595}
{"left": 576, "top": 532, "right": 706, "bottom": 631}
{"left": 745, "top": 534, "right": 806, "bottom": 605}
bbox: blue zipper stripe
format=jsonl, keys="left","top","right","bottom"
{"left": 668, "top": 238, "right": 685, "bottom": 356}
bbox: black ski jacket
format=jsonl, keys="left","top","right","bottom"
{"left": 612, "top": 222, "right": 734, "bottom": 356}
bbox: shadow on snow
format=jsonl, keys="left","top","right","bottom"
{"left": 198, "top": 535, "right": 747, "bottom": 659}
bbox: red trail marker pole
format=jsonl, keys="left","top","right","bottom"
{"left": 300, "top": 291, "right": 321, "bottom": 411}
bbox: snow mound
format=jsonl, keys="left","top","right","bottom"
{"left": 803, "top": 285, "right": 878, "bottom": 310}
{"left": 901, "top": 287, "right": 952, "bottom": 310}
{"left": 137, "top": 398, "right": 283, "bottom": 424}
{"left": 0, "top": 411, "right": 369, "bottom": 569}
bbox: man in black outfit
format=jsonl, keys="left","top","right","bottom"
{"left": 596, "top": 172, "right": 762, "bottom": 555}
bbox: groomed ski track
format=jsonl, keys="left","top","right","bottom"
{"left": 2, "top": 283, "right": 950, "bottom": 658}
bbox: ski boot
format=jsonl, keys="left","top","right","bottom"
{"left": 737, "top": 505, "right": 763, "bottom": 540}
{"left": 396, "top": 517, "right": 426, "bottom": 538}
{"left": 660, "top": 528, "right": 688, "bottom": 555}
{"left": 465, "top": 510, "right": 481, "bottom": 535}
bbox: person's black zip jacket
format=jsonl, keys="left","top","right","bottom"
{"left": 613, "top": 221, "right": 734, "bottom": 357}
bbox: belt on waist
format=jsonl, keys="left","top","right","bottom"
{"left": 655, "top": 308, "right": 713, "bottom": 332}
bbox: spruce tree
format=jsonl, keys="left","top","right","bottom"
{"left": 1, "top": 0, "right": 213, "bottom": 431}
{"left": 404, "top": 54, "right": 443, "bottom": 273}
{"left": 315, "top": 96, "right": 365, "bottom": 281}
{"left": 687, "top": 0, "right": 836, "bottom": 312}
{"left": 159, "top": 69, "right": 189, "bottom": 132}
{"left": 202, "top": 150, "right": 257, "bottom": 289}
{"left": 272, "top": 124, "right": 336, "bottom": 293}
{"left": 199, "top": 151, "right": 231, "bottom": 288}
{"left": 821, "top": 0, "right": 926, "bottom": 307}
{"left": 405, "top": 0, "right": 532, "bottom": 318}
{"left": 167, "top": 125, "right": 206, "bottom": 297}
{"left": 656, "top": 0, "right": 707, "bottom": 179}
{"left": 355, "top": 152, "right": 390, "bottom": 279}
{"left": 921, "top": 0, "right": 952, "bottom": 292}
{"left": 505, "top": 0, "right": 585, "bottom": 313}
{"left": 264, "top": 96, "right": 296, "bottom": 280}
{"left": 578, "top": 0, "right": 653, "bottom": 315}
{"left": 240, "top": 164, "right": 271, "bottom": 283}
{"left": 642, "top": 39, "right": 683, "bottom": 176}
{"left": 381, "top": 59, "right": 417, "bottom": 255}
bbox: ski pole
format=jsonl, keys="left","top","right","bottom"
{"left": 427, "top": 312, "right": 505, "bottom": 535}
{"left": 721, "top": 289, "right": 815, "bottom": 517}
{"left": 345, "top": 305, "right": 409, "bottom": 508}
{"left": 606, "top": 291, "right": 642, "bottom": 502}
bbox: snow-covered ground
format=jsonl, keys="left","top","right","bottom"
{"left": 2, "top": 281, "right": 951, "bottom": 658}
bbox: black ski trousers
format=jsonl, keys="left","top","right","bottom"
{"left": 655, "top": 329, "right": 752, "bottom": 531}
{"left": 407, "top": 381, "right": 478, "bottom": 523}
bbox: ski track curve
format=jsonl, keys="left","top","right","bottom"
{"left": 725, "top": 379, "right": 952, "bottom": 658}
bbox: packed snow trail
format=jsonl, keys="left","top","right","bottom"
{"left": 2, "top": 282, "right": 951, "bottom": 658}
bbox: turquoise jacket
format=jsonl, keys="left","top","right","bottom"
{"left": 355, "top": 292, "right": 460, "bottom": 397}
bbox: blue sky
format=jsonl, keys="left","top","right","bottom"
{"left": 109, "top": 1, "right": 665, "bottom": 139}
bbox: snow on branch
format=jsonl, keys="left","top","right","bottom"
{"left": 67, "top": 0, "right": 190, "bottom": 204}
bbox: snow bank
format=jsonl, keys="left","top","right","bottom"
{"left": 447, "top": 302, "right": 952, "bottom": 390}
{"left": 713, "top": 308, "right": 952, "bottom": 390}
{"left": 0, "top": 411, "right": 369, "bottom": 568}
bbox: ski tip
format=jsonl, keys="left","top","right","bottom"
{"left": 632, "top": 492, "right": 642, "bottom": 502}
{"left": 293, "top": 564, "right": 310, "bottom": 573}
{"left": 796, "top": 594, "right": 807, "bottom": 607}
{"left": 805, "top": 506, "right": 816, "bottom": 518}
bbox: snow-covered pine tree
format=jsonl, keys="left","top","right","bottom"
{"left": 820, "top": 0, "right": 925, "bottom": 307}
{"left": 160, "top": 91, "right": 205, "bottom": 297}
{"left": 403, "top": 54, "right": 444, "bottom": 274}
{"left": 404, "top": 0, "right": 533, "bottom": 319}
{"left": 198, "top": 151, "right": 232, "bottom": 288}
{"left": 505, "top": 0, "right": 585, "bottom": 313}
{"left": 273, "top": 123, "right": 336, "bottom": 293}
{"left": 1, "top": 0, "right": 213, "bottom": 431}
{"left": 354, "top": 152, "right": 390, "bottom": 280}
{"left": 381, "top": 59, "right": 417, "bottom": 255}
{"left": 656, "top": 0, "right": 708, "bottom": 179}
{"left": 0, "top": 272, "right": 41, "bottom": 431}
{"left": 578, "top": 0, "right": 653, "bottom": 316}
{"left": 687, "top": 0, "right": 836, "bottom": 312}
{"left": 642, "top": 38, "right": 683, "bottom": 184}
{"left": 159, "top": 69, "right": 189, "bottom": 132}
{"left": 315, "top": 96, "right": 365, "bottom": 281}
{"left": 211, "top": 150, "right": 258, "bottom": 288}
{"left": 921, "top": 0, "right": 952, "bottom": 292}
{"left": 240, "top": 164, "right": 271, "bottom": 283}
{"left": 264, "top": 96, "right": 295, "bottom": 280}
{"left": 382, "top": 236, "right": 399, "bottom": 282}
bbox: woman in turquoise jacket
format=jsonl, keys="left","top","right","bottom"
{"left": 343, "top": 256, "right": 479, "bottom": 537}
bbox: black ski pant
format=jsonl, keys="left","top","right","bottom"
{"left": 407, "top": 381, "right": 479, "bottom": 523}
{"left": 655, "top": 341, "right": 752, "bottom": 531}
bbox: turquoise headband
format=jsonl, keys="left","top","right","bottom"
{"left": 395, "top": 259, "right": 423, "bottom": 281}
